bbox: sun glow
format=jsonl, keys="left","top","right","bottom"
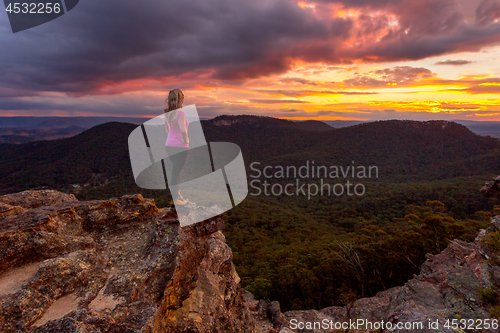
{"left": 479, "top": 82, "right": 500, "bottom": 86}
{"left": 298, "top": 1, "right": 315, "bottom": 9}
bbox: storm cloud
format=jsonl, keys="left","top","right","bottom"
{"left": 1, "top": 0, "right": 500, "bottom": 116}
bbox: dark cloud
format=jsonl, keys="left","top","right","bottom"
{"left": 0, "top": 0, "right": 353, "bottom": 96}
{"left": 344, "top": 66, "right": 434, "bottom": 87}
{"left": 0, "top": 95, "right": 156, "bottom": 116}
{"left": 476, "top": 0, "right": 500, "bottom": 27}
{"left": 435, "top": 59, "right": 473, "bottom": 65}
{"left": 306, "top": 0, "right": 464, "bottom": 36}
{"left": 395, "top": 0, "right": 463, "bottom": 36}
{"left": 279, "top": 78, "right": 319, "bottom": 85}
{"left": 256, "top": 89, "right": 378, "bottom": 97}
{"left": 316, "top": 110, "right": 371, "bottom": 116}
{"left": 0, "top": 0, "right": 500, "bottom": 111}
{"left": 247, "top": 99, "right": 311, "bottom": 104}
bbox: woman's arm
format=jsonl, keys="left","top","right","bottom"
{"left": 178, "top": 113, "right": 189, "bottom": 145}
{"left": 164, "top": 115, "right": 170, "bottom": 136}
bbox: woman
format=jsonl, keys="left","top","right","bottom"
{"left": 164, "top": 88, "right": 189, "bottom": 206}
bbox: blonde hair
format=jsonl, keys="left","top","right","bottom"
{"left": 164, "top": 88, "right": 185, "bottom": 124}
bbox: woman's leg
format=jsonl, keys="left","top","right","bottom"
{"left": 166, "top": 147, "right": 188, "bottom": 200}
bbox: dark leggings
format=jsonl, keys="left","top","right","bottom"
{"left": 166, "top": 146, "right": 188, "bottom": 200}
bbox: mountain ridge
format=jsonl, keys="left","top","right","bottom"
{"left": 1, "top": 117, "right": 499, "bottom": 194}
{"left": 2, "top": 116, "right": 500, "bottom": 138}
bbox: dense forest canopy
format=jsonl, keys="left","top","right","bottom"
{"left": 1, "top": 116, "right": 499, "bottom": 310}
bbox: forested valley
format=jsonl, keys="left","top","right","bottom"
{"left": 1, "top": 116, "right": 499, "bottom": 311}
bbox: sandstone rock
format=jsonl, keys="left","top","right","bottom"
{"left": 491, "top": 215, "right": 500, "bottom": 231}
{"left": 481, "top": 175, "right": 500, "bottom": 197}
{"left": 242, "top": 295, "right": 284, "bottom": 333}
{"left": 0, "top": 202, "right": 26, "bottom": 218}
{"left": 0, "top": 190, "right": 255, "bottom": 333}
{"left": 0, "top": 190, "right": 77, "bottom": 209}
{"left": 5, "top": 189, "right": 499, "bottom": 333}
{"left": 150, "top": 230, "right": 254, "bottom": 333}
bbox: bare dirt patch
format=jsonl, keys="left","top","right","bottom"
{"left": 0, "top": 262, "right": 40, "bottom": 296}
{"left": 33, "top": 293, "right": 80, "bottom": 327}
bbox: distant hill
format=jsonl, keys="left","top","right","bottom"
{"left": 0, "top": 126, "right": 87, "bottom": 144}
{"left": 0, "top": 116, "right": 331, "bottom": 143}
{"left": 1, "top": 116, "right": 499, "bottom": 195}
{"left": 0, "top": 116, "right": 147, "bottom": 129}
{"left": 211, "top": 115, "right": 333, "bottom": 131}
{"left": 2, "top": 117, "right": 500, "bottom": 143}
{"left": 0, "top": 122, "right": 136, "bottom": 194}
{"left": 454, "top": 120, "right": 500, "bottom": 138}
{"left": 202, "top": 118, "right": 500, "bottom": 180}
{"left": 324, "top": 119, "right": 500, "bottom": 138}
{"left": 323, "top": 120, "right": 368, "bottom": 128}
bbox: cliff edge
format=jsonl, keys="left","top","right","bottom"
{"left": 2, "top": 190, "right": 500, "bottom": 333}
{"left": 0, "top": 190, "right": 277, "bottom": 333}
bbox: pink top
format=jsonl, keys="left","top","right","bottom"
{"left": 165, "top": 110, "right": 189, "bottom": 148}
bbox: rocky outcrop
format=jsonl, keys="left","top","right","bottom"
{"left": 0, "top": 191, "right": 260, "bottom": 333}
{"left": 4, "top": 189, "right": 500, "bottom": 333}
{"left": 0, "top": 190, "right": 78, "bottom": 209}
{"left": 283, "top": 218, "right": 500, "bottom": 333}
{"left": 0, "top": 190, "right": 77, "bottom": 219}
{"left": 481, "top": 175, "right": 500, "bottom": 197}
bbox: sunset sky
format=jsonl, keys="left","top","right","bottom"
{"left": 2, "top": 0, "right": 500, "bottom": 120}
